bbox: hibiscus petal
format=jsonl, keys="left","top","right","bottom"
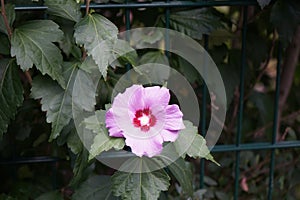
{"left": 160, "top": 129, "right": 179, "bottom": 142}
{"left": 128, "top": 86, "right": 145, "bottom": 112}
{"left": 110, "top": 85, "right": 142, "bottom": 132}
{"left": 144, "top": 86, "right": 170, "bottom": 108}
{"left": 113, "top": 85, "right": 142, "bottom": 115}
{"left": 164, "top": 105, "right": 185, "bottom": 130}
{"left": 105, "top": 109, "right": 124, "bottom": 137}
{"left": 125, "top": 134, "right": 163, "bottom": 157}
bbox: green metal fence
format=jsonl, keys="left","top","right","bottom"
{"left": 2, "top": 0, "right": 300, "bottom": 199}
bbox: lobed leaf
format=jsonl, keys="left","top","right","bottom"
{"left": 70, "top": 148, "right": 91, "bottom": 187}
{"left": 0, "top": 59, "right": 24, "bottom": 138}
{"left": 162, "top": 8, "right": 224, "bottom": 40}
{"left": 72, "top": 175, "right": 118, "bottom": 200}
{"left": 83, "top": 110, "right": 125, "bottom": 160}
{"left": 58, "top": 120, "right": 83, "bottom": 154}
{"left": 0, "top": 4, "right": 15, "bottom": 35}
{"left": 45, "top": 0, "right": 82, "bottom": 22}
{"left": 31, "top": 62, "right": 79, "bottom": 141}
{"left": 72, "top": 68, "right": 97, "bottom": 112}
{"left": 174, "top": 121, "right": 219, "bottom": 166}
{"left": 168, "top": 158, "right": 193, "bottom": 196}
{"left": 11, "top": 20, "right": 65, "bottom": 87}
{"left": 112, "top": 169, "right": 170, "bottom": 200}
{"left": 74, "top": 13, "right": 118, "bottom": 78}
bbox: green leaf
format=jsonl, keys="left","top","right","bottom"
{"left": 72, "top": 175, "right": 118, "bottom": 200}
{"left": 45, "top": 0, "right": 81, "bottom": 22}
{"left": 72, "top": 68, "right": 97, "bottom": 112}
{"left": 112, "top": 169, "right": 170, "bottom": 200}
{"left": 79, "top": 56, "right": 98, "bottom": 74}
{"left": 31, "top": 62, "right": 78, "bottom": 141}
{"left": 168, "top": 158, "right": 193, "bottom": 196}
{"left": 83, "top": 110, "right": 125, "bottom": 160}
{"left": 208, "top": 29, "right": 233, "bottom": 47}
{"left": 140, "top": 51, "right": 168, "bottom": 65}
{"left": 137, "top": 51, "right": 169, "bottom": 84}
{"left": 58, "top": 120, "right": 83, "bottom": 154}
{"left": 257, "top": 0, "right": 272, "bottom": 9}
{"left": 67, "top": 129, "right": 82, "bottom": 154}
{"left": 59, "top": 22, "right": 82, "bottom": 59}
{"left": 0, "top": 4, "right": 15, "bottom": 36}
{"left": 186, "top": 134, "right": 219, "bottom": 166}
{"left": 162, "top": 8, "right": 224, "bottom": 40}
{"left": 11, "top": 20, "right": 65, "bottom": 87}
{"left": 131, "top": 29, "right": 163, "bottom": 49}
{"left": 110, "top": 39, "right": 138, "bottom": 68}
{"left": 0, "top": 59, "right": 24, "bottom": 138}
{"left": 35, "top": 191, "right": 63, "bottom": 200}
{"left": 0, "top": 33, "right": 10, "bottom": 55}
{"left": 174, "top": 121, "right": 219, "bottom": 166}
{"left": 74, "top": 13, "right": 118, "bottom": 78}
{"left": 70, "top": 148, "right": 91, "bottom": 187}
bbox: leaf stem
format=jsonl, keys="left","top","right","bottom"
{"left": 85, "top": 0, "right": 91, "bottom": 16}
{"left": 0, "top": 0, "right": 12, "bottom": 38}
{"left": 24, "top": 71, "right": 32, "bottom": 85}
{"left": 81, "top": 0, "right": 92, "bottom": 60}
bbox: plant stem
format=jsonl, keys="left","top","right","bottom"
{"left": 85, "top": 0, "right": 91, "bottom": 16}
{"left": 1, "top": 0, "right": 12, "bottom": 38}
{"left": 277, "top": 25, "right": 300, "bottom": 139}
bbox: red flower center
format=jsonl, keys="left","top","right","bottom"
{"left": 133, "top": 108, "right": 156, "bottom": 132}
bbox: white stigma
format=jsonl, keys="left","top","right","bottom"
{"left": 139, "top": 114, "right": 150, "bottom": 126}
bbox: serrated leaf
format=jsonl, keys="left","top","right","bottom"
{"left": 70, "top": 148, "right": 91, "bottom": 187}
{"left": 140, "top": 51, "right": 168, "bottom": 65}
{"left": 67, "top": 129, "right": 82, "bottom": 154}
{"left": 0, "top": 4, "right": 15, "bottom": 36}
{"left": 131, "top": 29, "right": 163, "bottom": 49}
{"left": 58, "top": 120, "right": 83, "bottom": 154}
{"left": 112, "top": 169, "right": 170, "bottom": 200}
{"left": 79, "top": 56, "right": 98, "bottom": 73}
{"left": 168, "top": 158, "right": 193, "bottom": 196}
{"left": 72, "top": 68, "right": 97, "bottom": 112}
{"left": 162, "top": 8, "right": 224, "bottom": 40}
{"left": 45, "top": 0, "right": 81, "bottom": 22}
{"left": 0, "top": 59, "right": 24, "bottom": 138}
{"left": 31, "top": 62, "right": 78, "bottom": 141}
{"left": 74, "top": 13, "right": 118, "bottom": 78}
{"left": 72, "top": 175, "right": 118, "bottom": 200}
{"left": 83, "top": 110, "right": 125, "bottom": 160}
{"left": 110, "top": 39, "right": 138, "bottom": 68}
{"left": 174, "top": 121, "right": 219, "bottom": 166}
{"left": 137, "top": 51, "right": 169, "bottom": 84}
{"left": 208, "top": 29, "right": 234, "bottom": 47}
{"left": 59, "top": 22, "right": 82, "bottom": 59}
{"left": 35, "top": 191, "right": 63, "bottom": 200}
{"left": 257, "top": 0, "right": 272, "bottom": 9}
{"left": 11, "top": 20, "right": 65, "bottom": 87}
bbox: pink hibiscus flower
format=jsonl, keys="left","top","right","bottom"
{"left": 105, "top": 85, "right": 185, "bottom": 157}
